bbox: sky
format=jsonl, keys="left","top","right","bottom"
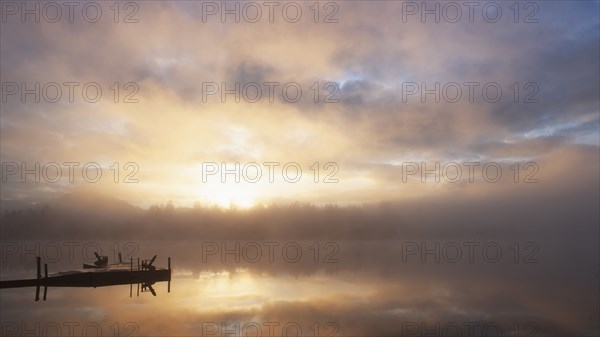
{"left": 0, "top": 0, "right": 598, "bottom": 208}
{"left": 0, "top": 1, "right": 599, "bottom": 336}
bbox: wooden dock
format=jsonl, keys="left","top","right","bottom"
{"left": 0, "top": 256, "right": 171, "bottom": 300}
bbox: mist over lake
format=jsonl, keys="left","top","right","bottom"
{"left": 1, "top": 1, "right": 599, "bottom": 336}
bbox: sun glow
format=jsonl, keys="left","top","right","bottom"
{"left": 200, "top": 181, "right": 258, "bottom": 209}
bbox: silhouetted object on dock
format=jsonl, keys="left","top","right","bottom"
{"left": 0, "top": 254, "right": 171, "bottom": 301}
{"left": 83, "top": 252, "right": 110, "bottom": 268}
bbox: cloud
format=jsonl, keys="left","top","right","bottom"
{"left": 0, "top": 3, "right": 598, "bottom": 335}
{"left": 1, "top": 1, "right": 598, "bottom": 205}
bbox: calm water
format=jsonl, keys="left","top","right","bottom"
{"left": 1, "top": 239, "right": 598, "bottom": 336}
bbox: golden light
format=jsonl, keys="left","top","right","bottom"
{"left": 208, "top": 185, "right": 257, "bottom": 209}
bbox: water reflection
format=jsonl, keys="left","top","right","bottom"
{"left": 1, "top": 239, "right": 598, "bottom": 336}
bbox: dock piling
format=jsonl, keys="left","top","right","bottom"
{"left": 167, "top": 257, "right": 171, "bottom": 293}
{"left": 36, "top": 257, "right": 41, "bottom": 279}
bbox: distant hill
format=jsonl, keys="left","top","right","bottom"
{"left": 0, "top": 199, "right": 39, "bottom": 213}
{"left": 1, "top": 190, "right": 143, "bottom": 239}
{"left": 50, "top": 190, "right": 142, "bottom": 217}
{"left": 1, "top": 190, "right": 141, "bottom": 215}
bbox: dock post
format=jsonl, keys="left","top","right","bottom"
{"left": 44, "top": 263, "right": 48, "bottom": 278}
{"left": 36, "top": 257, "right": 41, "bottom": 279}
{"left": 168, "top": 257, "right": 171, "bottom": 293}
{"left": 137, "top": 257, "right": 140, "bottom": 271}
{"left": 130, "top": 258, "right": 133, "bottom": 271}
